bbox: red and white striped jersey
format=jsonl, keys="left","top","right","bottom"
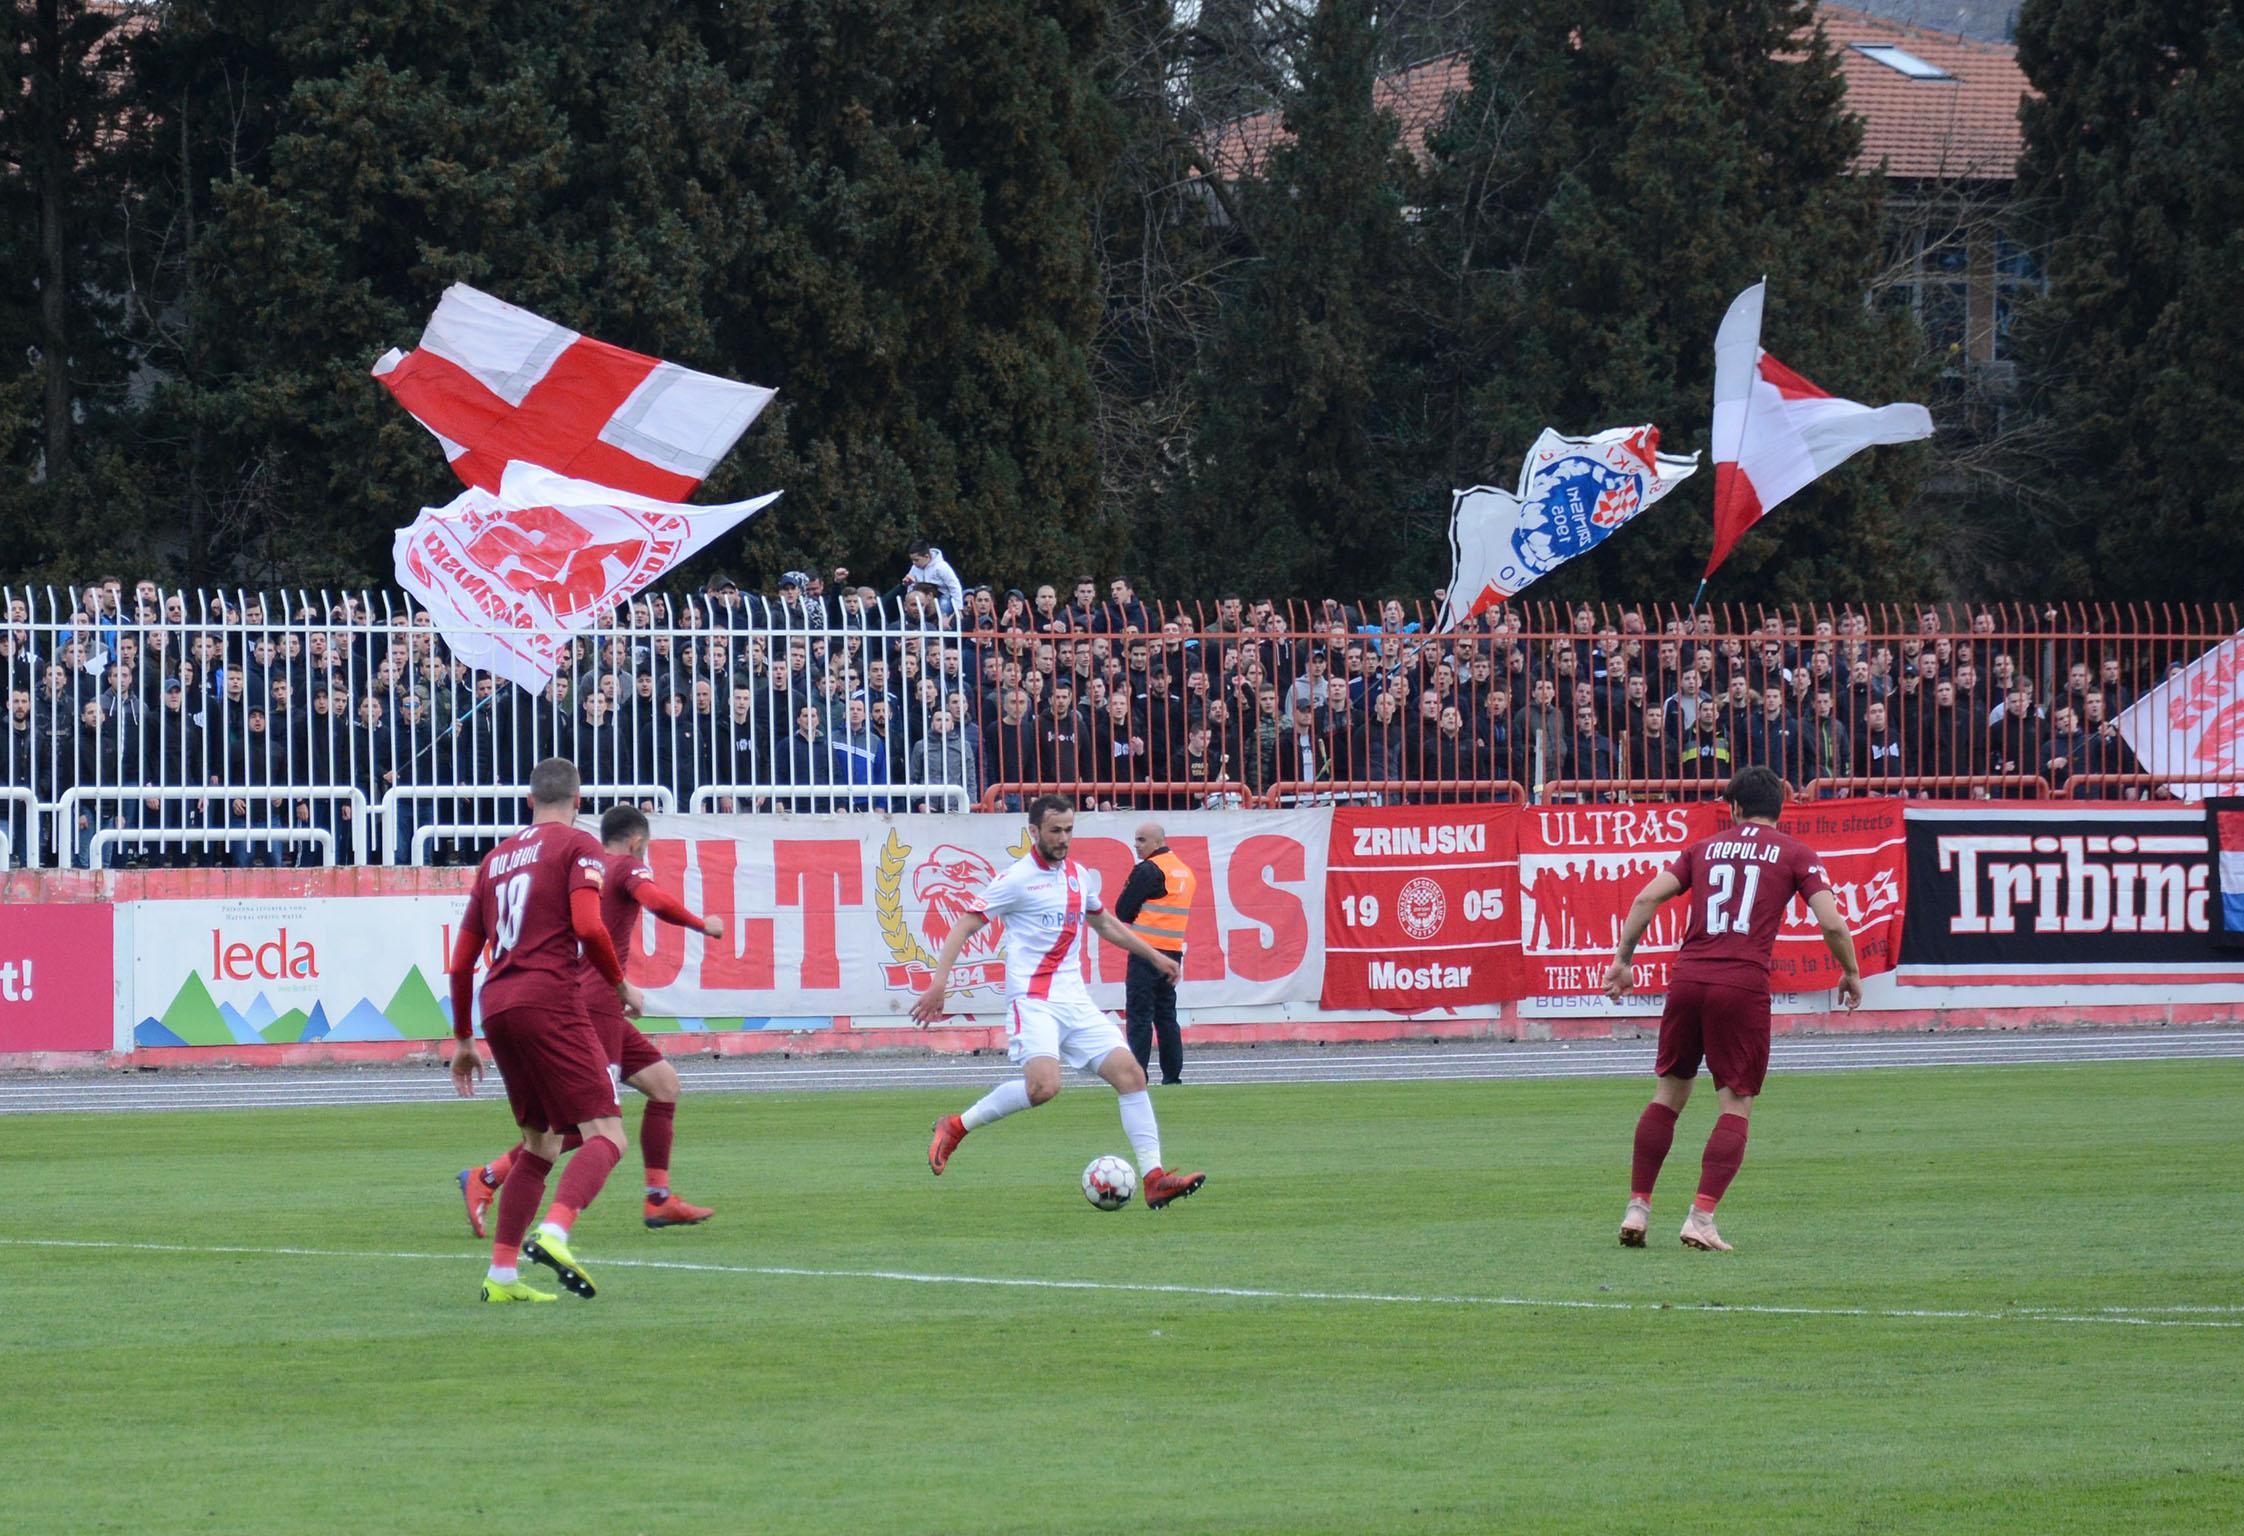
{"left": 967, "top": 852, "right": 1106, "bottom": 1004}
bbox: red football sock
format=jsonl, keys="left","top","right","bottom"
{"left": 491, "top": 1150, "right": 553, "bottom": 1269}
{"left": 641, "top": 1101, "right": 676, "bottom": 1191}
{"left": 1630, "top": 1101, "right": 1679, "bottom": 1203}
{"left": 481, "top": 1144, "right": 521, "bottom": 1190}
{"left": 1694, "top": 1113, "right": 1750, "bottom": 1212}
{"left": 544, "top": 1136, "right": 623, "bottom": 1235}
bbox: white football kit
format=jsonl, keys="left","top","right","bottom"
{"left": 968, "top": 852, "right": 1128, "bottom": 1072}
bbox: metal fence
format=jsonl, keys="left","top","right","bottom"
{"left": 1, "top": 585, "right": 2232, "bottom": 867}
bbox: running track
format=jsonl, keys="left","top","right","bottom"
{"left": 0, "top": 1029, "right": 2238, "bottom": 1115}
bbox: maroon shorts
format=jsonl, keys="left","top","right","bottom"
{"left": 1655, "top": 978, "right": 1773, "bottom": 1097}
{"left": 481, "top": 1004, "right": 620, "bottom": 1134}
{"left": 581, "top": 982, "right": 664, "bottom": 1080}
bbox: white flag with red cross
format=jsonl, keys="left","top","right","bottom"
{"left": 372, "top": 284, "right": 773, "bottom": 499}
{"left": 1705, "top": 280, "right": 1933, "bottom": 579}
{"left": 393, "top": 464, "right": 781, "bottom": 693}
{"left": 2115, "top": 633, "right": 2244, "bottom": 800}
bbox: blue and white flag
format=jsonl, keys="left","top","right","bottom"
{"left": 1437, "top": 425, "right": 1699, "bottom": 629}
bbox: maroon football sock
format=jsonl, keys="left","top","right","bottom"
{"left": 641, "top": 1101, "right": 676, "bottom": 1188}
{"left": 559, "top": 1131, "right": 584, "bottom": 1155}
{"left": 1630, "top": 1101, "right": 1680, "bottom": 1203}
{"left": 545, "top": 1135, "right": 624, "bottom": 1232}
{"left": 491, "top": 1150, "right": 553, "bottom": 1268}
{"left": 1694, "top": 1113, "right": 1750, "bottom": 1212}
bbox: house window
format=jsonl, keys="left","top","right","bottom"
{"left": 1851, "top": 43, "right": 1955, "bottom": 81}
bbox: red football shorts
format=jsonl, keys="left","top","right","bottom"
{"left": 1654, "top": 977, "right": 1773, "bottom": 1097}
{"left": 581, "top": 980, "right": 665, "bottom": 1080}
{"left": 481, "top": 1003, "right": 621, "bottom": 1133}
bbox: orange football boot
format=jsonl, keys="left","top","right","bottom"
{"left": 644, "top": 1194, "right": 714, "bottom": 1229}
{"left": 1143, "top": 1166, "right": 1206, "bottom": 1210}
{"left": 457, "top": 1167, "right": 496, "bottom": 1239}
{"left": 928, "top": 1114, "right": 968, "bottom": 1175}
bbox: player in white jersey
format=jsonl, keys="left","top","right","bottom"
{"left": 912, "top": 795, "right": 1207, "bottom": 1208}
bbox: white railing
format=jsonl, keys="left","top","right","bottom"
{"left": 687, "top": 783, "right": 974, "bottom": 814}
{"left": 0, "top": 787, "right": 41, "bottom": 867}
{"left": 55, "top": 786, "right": 371, "bottom": 867}
{"left": 89, "top": 826, "right": 337, "bottom": 869}
{"left": 379, "top": 783, "right": 678, "bottom": 865}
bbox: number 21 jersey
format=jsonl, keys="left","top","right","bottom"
{"left": 1665, "top": 822, "right": 1830, "bottom": 990}
{"left": 469, "top": 821, "right": 607, "bottom": 1016}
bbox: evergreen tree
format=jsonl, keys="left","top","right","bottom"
{"left": 2013, "top": 0, "right": 2244, "bottom": 598}
{"left": 1173, "top": 0, "right": 1425, "bottom": 596}
{"left": 1415, "top": 0, "right": 1932, "bottom": 603}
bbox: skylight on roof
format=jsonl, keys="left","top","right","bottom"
{"left": 1851, "top": 43, "right": 1956, "bottom": 81}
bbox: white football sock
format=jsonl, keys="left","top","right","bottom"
{"left": 487, "top": 1265, "right": 519, "bottom": 1284}
{"left": 961, "top": 1079, "right": 1034, "bottom": 1130}
{"left": 1116, "top": 1089, "right": 1162, "bottom": 1174}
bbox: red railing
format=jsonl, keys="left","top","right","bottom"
{"left": 1802, "top": 774, "right": 2056, "bottom": 799}
{"left": 977, "top": 781, "right": 1254, "bottom": 811}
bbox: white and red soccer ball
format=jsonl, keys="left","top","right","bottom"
{"left": 1082, "top": 1155, "right": 1136, "bottom": 1211}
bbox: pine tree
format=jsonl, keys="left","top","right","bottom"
{"left": 1173, "top": 0, "right": 1426, "bottom": 596}
{"left": 2012, "top": 0, "right": 2244, "bottom": 598}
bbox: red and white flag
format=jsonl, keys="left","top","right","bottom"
{"left": 394, "top": 464, "right": 780, "bottom": 693}
{"left": 1706, "top": 281, "right": 1932, "bottom": 578}
{"left": 2116, "top": 633, "right": 2244, "bottom": 799}
{"left": 372, "top": 284, "right": 774, "bottom": 500}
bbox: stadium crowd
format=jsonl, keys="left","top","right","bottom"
{"left": 0, "top": 565, "right": 2175, "bottom": 868}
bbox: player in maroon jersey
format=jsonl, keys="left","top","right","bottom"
{"left": 447, "top": 758, "right": 641, "bottom": 1303}
{"left": 1602, "top": 766, "right": 1861, "bottom": 1252}
{"left": 458, "top": 805, "right": 727, "bottom": 1235}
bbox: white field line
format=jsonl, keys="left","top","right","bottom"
{"left": 0, "top": 1236, "right": 2237, "bottom": 1332}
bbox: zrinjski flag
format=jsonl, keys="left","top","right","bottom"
{"left": 1705, "top": 281, "right": 1933, "bottom": 578}
{"left": 372, "top": 285, "right": 774, "bottom": 500}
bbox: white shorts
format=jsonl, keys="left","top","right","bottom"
{"left": 1005, "top": 996, "right": 1128, "bottom": 1074}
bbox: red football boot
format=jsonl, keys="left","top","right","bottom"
{"left": 928, "top": 1114, "right": 968, "bottom": 1175}
{"left": 644, "top": 1193, "right": 714, "bottom": 1229}
{"left": 457, "top": 1167, "right": 495, "bottom": 1239}
{"left": 1143, "top": 1166, "right": 1206, "bottom": 1210}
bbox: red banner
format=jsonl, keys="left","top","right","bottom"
{"left": 1773, "top": 800, "right": 1907, "bottom": 990}
{"left": 1320, "top": 805, "right": 1525, "bottom": 1010}
{"left": 1514, "top": 800, "right": 1906, "bottom": 996}
{"left": 1520, "top": 805, "right": 1722, "bottom": 995}
{"left": 0, "top": 904, "right": 115, "bottom": 1053}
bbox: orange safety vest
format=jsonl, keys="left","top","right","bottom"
{"left": 1128, "top": 849, "right": 1195, "bottom": 956}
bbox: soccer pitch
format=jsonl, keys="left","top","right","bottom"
{"left": 2, "top": 1063, "right": 2238, "bottom": 1534}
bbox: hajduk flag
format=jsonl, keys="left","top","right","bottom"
{"left": 1705, "top": 280, "right": 1933, "bottom": 578}
{"left": 1437, "top": 426, "right": 1699, "bottom": 629}
{"left": 2209, "top": 799, "right": 2244, "bottom": 950}
{"left": 2116, "top": 633, "right": 2244, "bottom": 800}
{"left": 394, "top": 464, "right": 780, "bottom": 693}
{"left": 373, "top": 284, "right": 774, "bottom": 500}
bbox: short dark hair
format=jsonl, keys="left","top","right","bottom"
{"left": 528, "top": 756, "right": 581, "bottom": 807}
{"left": 601, "top": 805, "right": 650, "bottom": 845}
{"left": 1027, "top": 794, "right": 1075, "bottom": 828}
{"left": 1725, "top": 765, "right": 1786, "bottom": 821}
{"left": 908, "top": 540, "right": 931, "bottom": 557}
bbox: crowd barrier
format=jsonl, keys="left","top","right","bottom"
{"left": 5, "top": 587, "right": 2236, "bottom": 870}
{"left": 3, "top": 800, "right": 2235, "bottom": 1066}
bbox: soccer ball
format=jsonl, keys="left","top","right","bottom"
{"left": 1082, "top": 1155, "right": 1136, "bottom": 1211}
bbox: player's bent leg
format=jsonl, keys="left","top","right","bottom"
{"left": 1023, "top": 1056, "right": 1064, "bottom": 1105}
{"left": 931, "top": 1066, "right": 1045, "bottom": 1176}
{"left": 525, "top": 1118, "right": 626, "bottom": 1299}
{"left": 1099, "top": 1046, "right": 1204, "bottom": 1210}
{"left": 627, "top": 1060, "right": 710, "bottom": 1227}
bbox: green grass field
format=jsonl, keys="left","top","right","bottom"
{"left": 1, "top": 1062, "right": 2238, "bottom": 1534}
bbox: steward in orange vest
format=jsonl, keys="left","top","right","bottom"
{"left": 1115, "top": 822, "right": 1194, "bottom": 1084}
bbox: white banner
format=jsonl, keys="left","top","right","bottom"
{"left": 2115, "top": 632, "right": 2244, "bottom": 799}
{"left": 638, "top": 807, "right": 1331, "bottom": 1019}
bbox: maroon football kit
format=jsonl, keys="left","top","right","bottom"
{"left": 1654, "top": 821, "right": 1831, "bottom": 1097}
{"left": 454, "top": 821, "right": 624, "bottom": 1133}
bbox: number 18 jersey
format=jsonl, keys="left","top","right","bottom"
{"left": 1665, "top": 822, "right": 1830, "bottom": 990}
{"left": 468, "top": 821, "right": 607, "bottom": 1017}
